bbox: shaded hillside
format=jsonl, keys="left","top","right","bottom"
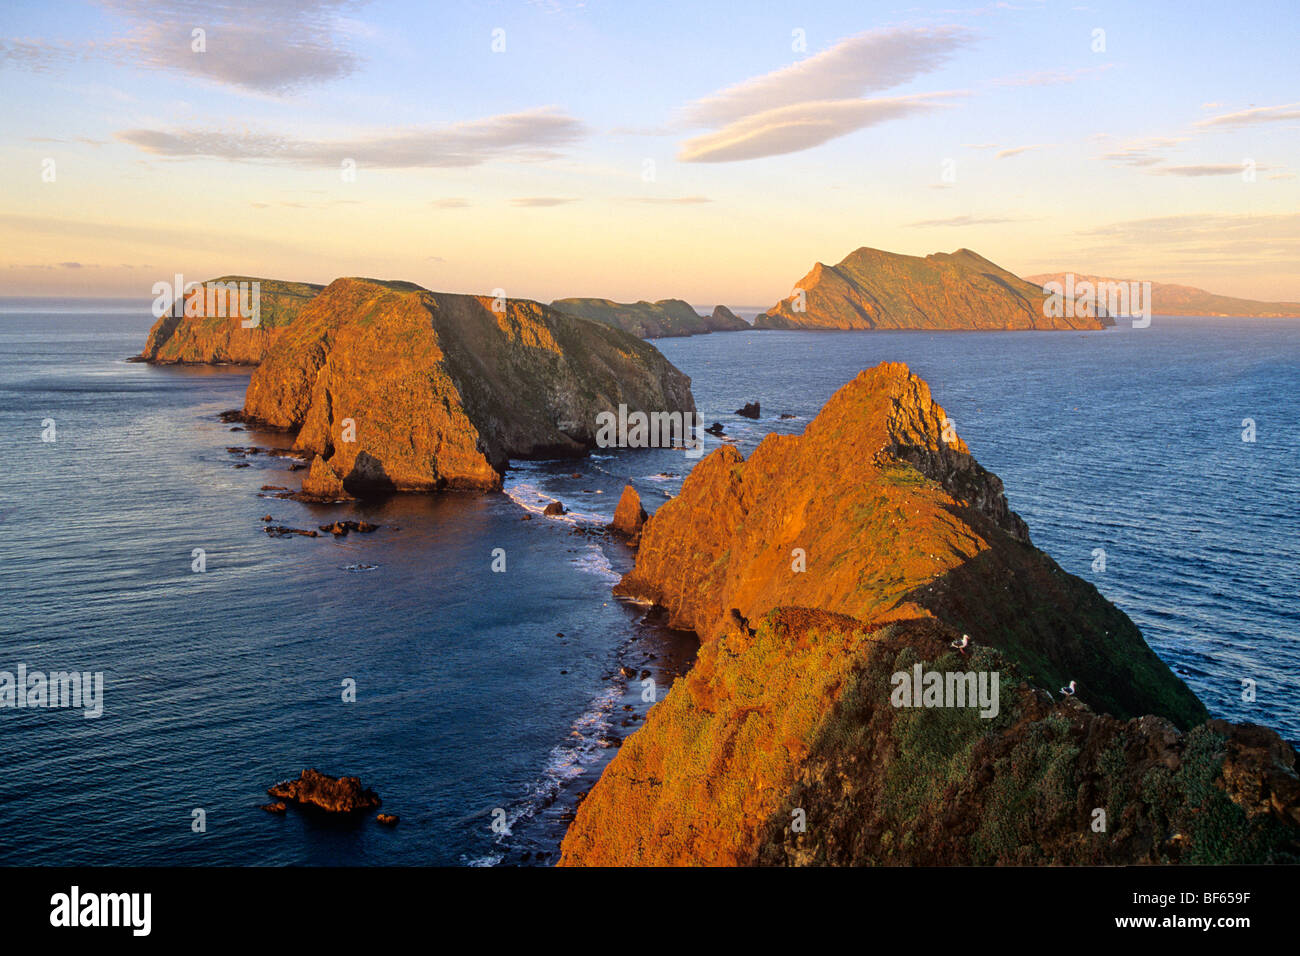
{"left": 551, "top": 297, "right": 749, "bottom": 337}
{"left": 241, "top": 278, "right": 695, "bottom": 496}
{"left": 758, "top": 248, "right": 1111, "bottom": 330}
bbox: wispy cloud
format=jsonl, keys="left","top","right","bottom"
{"left": 430, "top": 198, "right": 472, "bottom": 208}
{"left": 993, "top": 63, "right": 1114, "bottom": 87}
{"left": 116, "top": 107, "right": 586, "bottom": 168}
{"left": 680, "top": 92, "right": 962, "bottom": 163}
{"left": 906, "top": 214, "right": 1023, "bottom": 227}
{"left": 1151, "top": 163, "right": 1262, "bottom": 177}
{"left": 677, "top": 26, "right": 972, "bottom": 163}
{"left": 1, "top": 0, "right": 367, "bottom": 92}
{"left": 626, "top": 196, "right": 713, "bottom": 205}
{"left": 509, "top": 197, "right": 577, "bottom": 207}
{"left": 1193, "top": 102, "right": 1300, "bottom": 130}
{"left": 995, "top": 144, "right": 1043, "bottom": 159}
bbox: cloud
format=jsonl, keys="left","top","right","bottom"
{"left": 1099, "top": 136, "right": 1187, "bottom": 168}
{"left": 993, "top": 64, "right": 1114, "bottom": 87}
{"left": 116, "top": 107, "right": 586, "bottom": 168}
{"left": 1193, "top": 103, "right": 1300, "bottom": 130}
{"left": 625, "top": 196, "right": 713, "bottom": 205}
{"left": 2, "top": 0, "right": 368, "bottom": 93}
{"left": 1150, "top": 163, "right": 1258, "bottom": 177}
{"left": 906, "top": 214, "right": 1023, "bottom": 227}
{"left": 679, "top": 92, "right": 961, "bottom": 163}
{"left": 58, "top": 261, "right": 83, "bottom": 269}
{"left": 675, "top": 26, "right": 972, "bottom": 162}
{"left": 681, "top": 26, "right": 971, "bottom": 128}
{"left": 509, "top": 197, "right": 577, "bottom": 207}
{"left": 430, "top": 198, "right": 471, "bottom": 208}
{"left": 995, "top": 145, "right": 1042, "bottom": 159}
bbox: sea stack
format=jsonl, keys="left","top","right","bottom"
{"left": 609, "top": 484, "right": 648, "bottom": 539}
{"left": 240, "top": 278, "right": 696, "bottom": 496}
{"left": 560, "top": 362, "right": 1299, "bottom": 866}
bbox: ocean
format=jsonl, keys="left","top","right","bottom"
{"left": 1, "top": 300, "right": 1296, "bottom": 866}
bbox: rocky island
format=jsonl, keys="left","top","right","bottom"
{"left": 757, "top": 248, "right": 1113, "bottom": 331}
{"left": 559, "top": 362, "right": 1299, "bottom": 865}
{"left": 550, "top": 297, "right": 749, "bottom": 337}
{"left": 230, "top": 278, "right": 695, "bottom": 497}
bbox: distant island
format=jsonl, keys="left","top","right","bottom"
{"left": 1027, "top": 273, "right": 1300, "bottom": 318}
{"left": 549, "top": 298, "right": 749, "bottom": 338}
{"left": 757, "top": 247, "right": 1112, "bottom": 331}
{"left": 139, "top": 276, "right": 695, "bottom": 497}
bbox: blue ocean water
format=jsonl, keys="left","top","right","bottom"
{"left": 0, "top": 303, "right": 1296, "bottom": 866}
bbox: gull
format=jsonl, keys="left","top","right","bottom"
{"left": 1061, "top": 680, "right": 1077, "bottom": 697}
{"left": 950, "top": 634, "right": 970, "bottom": 656}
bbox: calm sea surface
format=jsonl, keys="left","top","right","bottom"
{"left": 1, "top": 300, "right": 1296, "bottom": 865}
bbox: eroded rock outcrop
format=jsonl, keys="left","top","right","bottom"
{"left": 609, "top": 484, "right": 648, "bottom": 538}
{"left": 138, "top": 276, "right": 324, "bottom": 364}
{"left": 267, "top": 769, "right": 380, "bottom": 813}
{"left": 558, "top": 362, "right": 1300, "bottom": 866}
{"left": 757, "top": 248, "right": 1112, "bottom": 331}
{"left": 241, "top": 278, "right": 695, "bottom": 496}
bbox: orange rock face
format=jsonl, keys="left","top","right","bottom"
{"left": 242, "top": 278, "right": 695, "bottom": 495}
{"left": 138, "top": 276, "right": 323, "bottom": 364}
{"left": 609, "top": 484, "right": 648, "bottom": 538}
{"left": 757, "top": 247, "right": 1111, "bottom": 330}
{"left": 552, "top": 362, "right": 1295, "bottom": 868}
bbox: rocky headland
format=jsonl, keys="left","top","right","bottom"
{"left": 232, "top": 278, "right": 695, "bottom": 497}
{"left": 559, "top": 362, "right": 1299, "bottom": 865}
{"left": 550, "top": 297, "right": 750, "bottom": 338}
{"left": 757, "top": 248, "right": 1113, "bottom": 331}
{"left": 137, "top": 276, "right": 324, "bottom": 364}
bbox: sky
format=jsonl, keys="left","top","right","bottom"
{"left": 0, "top": 0, "right": 1297, "bottom": 305}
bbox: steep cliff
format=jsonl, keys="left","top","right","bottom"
{"left": 241, "top": 278, "right": 695, "bottom": 495}
{"left": 550, "top": 297, "right": 748, "bottom": 337}
{"left": 559, "top": 362, "right": 1299, "bottom": 865}
{"left": 138, "top": 276, "right": 324, "bottom": 363}
{"left": 757, "top": 248, "right": 1112, "bottom": 330}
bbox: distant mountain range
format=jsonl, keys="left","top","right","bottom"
{"left": 1027, "top": 273, "right": 1300, "bottom": 318}
{"left": 758, "top": 247, "right": 1110, "bottom": 331}
{"left": 549, "top": 298, "right": 749, "bottom": 337}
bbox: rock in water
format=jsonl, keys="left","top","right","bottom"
{"left": 240, "top": 278, "right": 695, "bottom": 497}
{"left": 137, "top": 277, "right": 324, "bottom": 364}
{"left": 609, "top": 484, "right": 648, "bottom": 538}
{"left": 266, "top": 769, "right": 380, "bottom": 813}
{"left": 734, "top": 401, "right": 760, "bottom": 419}
{"left": 756, "top": 247, "right": 1113, "bottom": 331}
{"left": 707, "top": 305, "right": 749, "bottom": 332}
{"left": 559, "top": 362, "right": 1300, "bottom": 866}
{"left": 543, "top": 500, "right": 565, "bottom": 516}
